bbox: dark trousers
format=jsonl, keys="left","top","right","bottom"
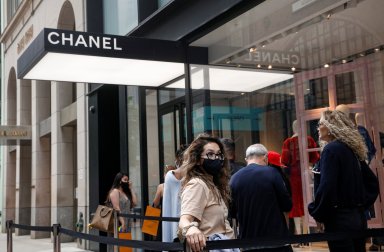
{"left": 324, "top": 208, "right": 367, "bottom": 252}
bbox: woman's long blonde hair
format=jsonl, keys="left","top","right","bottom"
{"left": 319, "top": 110, "right": 367, "bottom": 161}
{"left": 180, "top": 134, "right": 231, "bottom": 206}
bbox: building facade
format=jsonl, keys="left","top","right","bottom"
{"left": 1, "top": 0, "right": 384, "bottom": 251}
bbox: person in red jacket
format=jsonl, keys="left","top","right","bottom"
{"left": 281, "top": 120, "right": 319, "bottom": 236}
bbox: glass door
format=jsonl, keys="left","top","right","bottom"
{"left": 159, "top": 99, "right": 187, "bottom": 178}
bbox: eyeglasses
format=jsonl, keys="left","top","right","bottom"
{"left": 201, "top": 152, "right": 225, "bottom": 160}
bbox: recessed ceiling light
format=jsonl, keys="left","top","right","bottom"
{"left": 291, "top": 67, "right": 296, "bottom": 71}
{"left": 249, "top": 47, "right": 257, "bottom": 53}
{"left": 342, "top": 59, "right": 347, "bottom": 64}
{"left": 268, "top": 65, "right": 272, "bottom": 69}
{"left": 375, "top": 48, "right": 380, "bottom": 52}
{"left": 324, "top": 64, "right": 330, "bottom": 68}
{"left": 257, "top": 64, "right": 261, "bottom": 68}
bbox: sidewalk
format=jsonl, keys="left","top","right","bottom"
{"left": 0, "top": 232, "right": 93, "bottom": 252}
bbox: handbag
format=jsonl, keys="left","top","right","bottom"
{"left": 142, "top": 205, "right": 161, "bottom": 236}
{"left": 89, "top": 204, "right": 115, "bottom": 233}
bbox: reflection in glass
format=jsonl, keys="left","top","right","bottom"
{"left": 304, "top": 77, "right": 329, "bottom": 110}
{"left": 190, "top": 64, "right": 296, "bottom": 164}
{"left": 146, "top": 89, "right": 159, "bottom": 213}
{"left": 127, "top": 86, "right": 143, "bottom": 240}
{"left": 335, "top": 72, "right": 357, "bottom": 105}
{"left": 306, "top": 119, "right": 321, "bottom": 146}
{"left": 162, "top": 112, "right": 176, "bottom": 167}
{"left": 103, "top": 0, "right": 138, "bottom": 35}
{"left": 159, "top": 78, "right": 185, "bottom": 105}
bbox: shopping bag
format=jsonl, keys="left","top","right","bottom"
{"left": 88, "top": 205, "right": 114, "bottom": 233}
{"left": 141, "top": 205, "right": 161, "bottom": 236}
{"left": 119, "top": 232, "right": 133, "bottom": 252}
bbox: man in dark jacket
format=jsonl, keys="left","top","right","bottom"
{"left": 230, "top": 144, "right": 293, "bottom": 252}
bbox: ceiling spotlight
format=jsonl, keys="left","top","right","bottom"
{"left": 226, "top": 59, "right": 231, "bottom": 64}
{"left": 291, "top": 67, "right": 296, "bottom": 71}
{"left": 324, "top": 63, "right": 330, "bottom": 68}
{"left": 359, "top": 53, "right": 365, "bottom": 57}
{"left": 249, "top": 47, "right": 257, "bottom": 53}
{"left": 241, "top": 92, "right": 245, "bottom": 95}
{"left": 375, "top": 48, "right": 380, "bottom": 52}
{"left": 262, "top": 44, "right": 266, "bottom": 48}
{"left": 268, "top": 65, "right": 272, "bottom": 69}
{"left": 326, "top": 13, "right": 332, "bottom": 20}
{"left": 257, "top": 64, "right": 261, "bottom": 68}
{"left": 342, "top": 59, "right": 347, "bottom": 64}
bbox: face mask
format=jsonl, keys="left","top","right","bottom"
{"left": 121, "top": 182, "right": 129, "bottom": 192}
{"left": 202, "top": 159, "right": 224, "bottom": 176}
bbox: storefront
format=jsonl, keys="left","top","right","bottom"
{"left": 3, "top": 0, "right": 384, "bottom": 248}
{"left": 126, "top": 0, "right": 384, "bottom": 233}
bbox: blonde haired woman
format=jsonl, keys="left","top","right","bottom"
{"left": 178, "top": 134, "right": 236, "bottom": 252}
{"left": 308, "top": 110, "right": 378, "bottom": 252}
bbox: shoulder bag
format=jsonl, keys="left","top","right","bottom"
{"left": 89, "top": 200, "right": 115, "bottom": 233}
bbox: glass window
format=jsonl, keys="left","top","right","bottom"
{"left": 190, "top": 64, "right": 295, "bottom": 163}
{"left": 159, "top": 79, "right": 185, "bottom": 105}
{"left": 335, "top": 72, "right": 357, "bottom": 105}
{"left": 304, "top": 77, "right": 329, "bottom": 110}
{"left": 158, "top": 0, "right": 171, "bottom": 8}
{"left": 103, "top": 0, "right": 138, "bottom": 35}
{"left": 6, "top": 0, "right": 22, "bottom": 23}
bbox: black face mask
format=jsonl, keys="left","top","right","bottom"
{"left": 202, "top": 159, "right": 224, "bottom": 176}
{"left": 121, "top": 182, "right": 129, "bottom": 192}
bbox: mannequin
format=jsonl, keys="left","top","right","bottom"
{"left": 281, "top": 120, "right": 320, "bottom": 237}
{"left": 335, "top": 104, "right": 350, "bottom": 116}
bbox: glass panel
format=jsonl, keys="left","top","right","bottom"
{"left": 127, "top": 86, "right": 143, "bottom": 242}
{"left": 190, "top": 64, "right": 295, "bottom": 166}
{"left": 103, "top": 0, "right": 138, "bottom": 35}
{"left": 175, "top": 109, "right": 180, "bottom": 148}
{"left": 306, "top": 119, "right": 320, "bottom": 144}
{"left": 304, "top": 77, "right": 329, "bottom": 110}
{"left": 159, "top": 83, "right": 185, "bottom": 105}
{"left": 146, "top": 89, "right": 159, "bottom": 209}
{"left": 158, "top": 0, "right": 171, "bottom": 8}
{"left": 162, "top": 112, "right": 176, "bottom": 168}
{"left": 335, "top": 72, "right": 357, "bottom": 105}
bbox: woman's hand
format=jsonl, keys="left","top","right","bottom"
{"left": 185, "top": 226, "right": 206, "bottom": 252}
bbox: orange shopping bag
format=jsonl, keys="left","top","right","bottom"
{"left": 118, "top": 232, "right": 132, "bottom": 252}
{"left": 141, "top": 205, "right": 161, "bottom": 236}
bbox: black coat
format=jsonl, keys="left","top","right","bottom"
{"left": 308, "top": 140, "right": 378, "bottom": 223}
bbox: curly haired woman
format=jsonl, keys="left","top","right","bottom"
{"left": 178, "top": 134, "right": 236, "bottom": 252}
{"left": 308, "top": 110, "right": 378, "bottom": 252}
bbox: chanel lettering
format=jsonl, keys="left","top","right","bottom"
{"left": 48, "top": 31, "right": 122, "bottom": 51}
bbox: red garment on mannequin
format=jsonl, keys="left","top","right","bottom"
{"left": 281, "top": 136, "right": 319, "bottom": 218}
